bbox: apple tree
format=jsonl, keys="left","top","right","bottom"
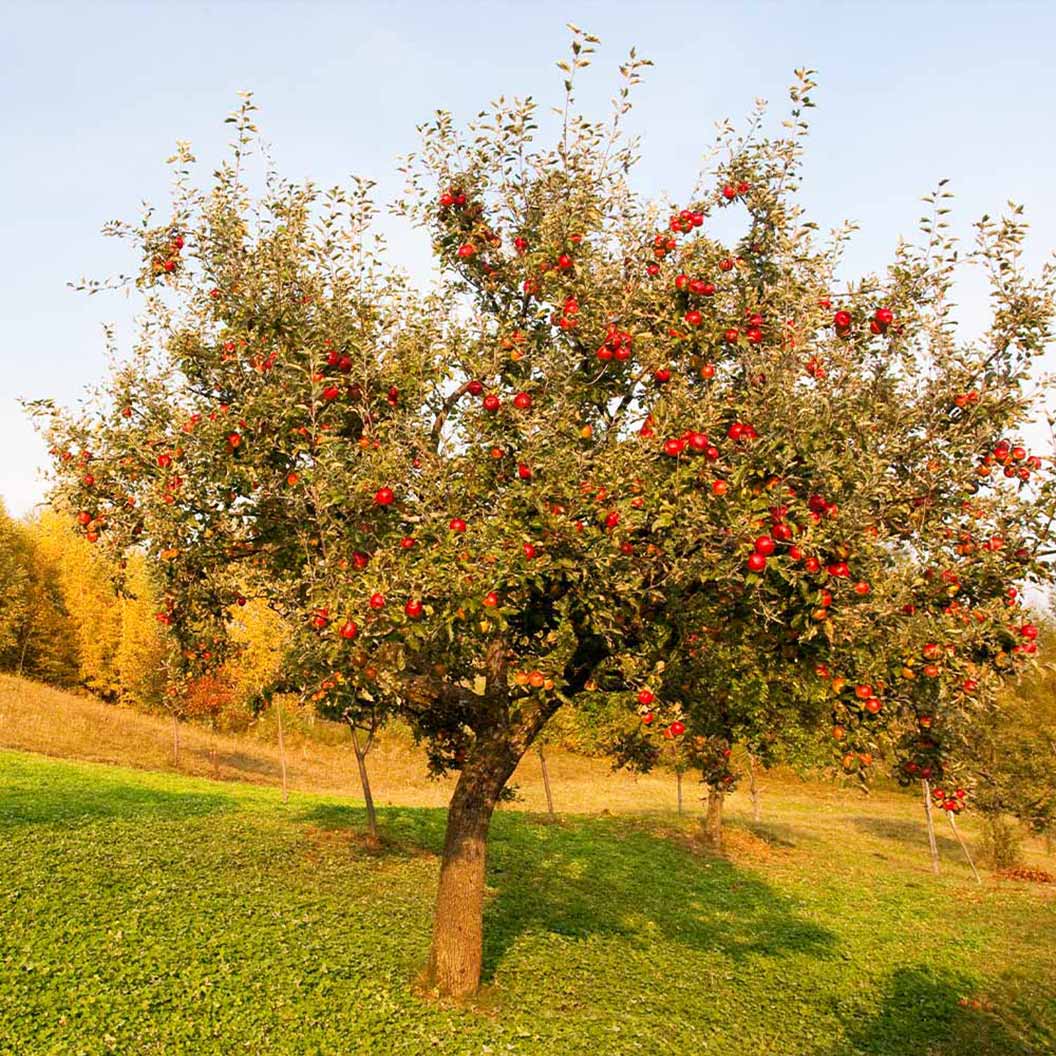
{"left": 38, "top": 33, "right": 1056, "bottom": 998}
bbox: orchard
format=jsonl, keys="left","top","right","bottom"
{"left": 36, "top": 30, "right": 1056, "bottom": 999}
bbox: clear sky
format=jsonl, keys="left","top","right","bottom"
{"left": 2, "top": 0, "right": 1055, "bottom": 517}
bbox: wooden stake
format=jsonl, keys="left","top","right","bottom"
{"left": 922, "top": 779, "right": 941, "bottom": 875}
{"left": 171, "top": 712, "right": 181, "bottom": 767}
{"left": 275, "top": 698, "right": 289, "bottom": 804}
{"left": 538, "top": 744, "right": 555, "bottom": 818}
{"left": 948, "top": 812, "right": 982, "bottom": 885}
{"left": 748, "top": 752, "right": 761, "bottom": 823}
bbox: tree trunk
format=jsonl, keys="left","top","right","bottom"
{"left": 425, "top": 743, "right": 519, "bottom": 998}
{"left": 275, "top": 698, "right": 289, "bottom": 804}
{"left": 676, "top": 770, "right": 684, "bottom": 816}
{"left": 349, "top": 724, "right": 378, "bottom": 844}
{"left": 922, "top": 779, "right": 941, "bottom": 876}
{"left": 538, "top": 745, "right": 555, "bottom": 818}
{"left": 703, "top": 788, "right": 724, "bottom": 850}
{"left": 748, "top": 752, "right": 761, "bottom": 823}
{"left": 171, "top": 713, "right": 181, "bottom": 767}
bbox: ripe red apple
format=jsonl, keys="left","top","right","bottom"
{"left": 449, "top": 517, "right": 467, "bottom": 532}
{"left": 483, "top": 394, "right": 501, "bottom": 413}
{"left": 669, "top": 720, "right": 686, "bottom": 736}
{"left": 467, "top": 379, "right": 484, "bottom": 396}
{"left": 747, "top": 552, "right": 767, "bottom": 573}
{"left": 513, "top": 392, "right": 533, "bottom": 410}
{"left": 517, "top": 463, "right": 532, "bottom": 480}
{"left": 404, "top": 598, "right": 423, "bottom": 619}
{"left": 754, "top": 536, "right": 775, "bottom": 556}
{"left": 374, "top": 487, "right": 395, "bottom": 506}
{"left": 483, "top": 591, "right": 499, "bottom": 608}
{"left": 637, "top": 689, "right": 655, "bottom": 706}
{"left": 369, "top": 592, "right": 386, "bottom": 609}
{"left": 338, "top": 619, "right": 359, "bottom": 640}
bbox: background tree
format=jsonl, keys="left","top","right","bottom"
{"left": 958, "top": 623, "right": 1056, "bottom": 866}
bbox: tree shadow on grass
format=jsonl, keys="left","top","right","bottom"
{"left": 189, "top": 745, "right": 283, "bottom": 780}
{"left": 850, "top": 815, "right": 961, "bottom": 857}
{"left": 733, "top": 818, "right": 799, "bottom": 848}
{"left": 0, "top": 765, "right": 234, "bottom": 828}
{"left": 481, "top": 813, "right": 835, "bottom": 982}
{"left": 826, "top": 965, "right": 1049, "bottom": 1056}
{"left": 297, "top": 802, "right": 448, "bottom": 859}
{"left": 294, "top": 805, "right": 834, "bottom": 983}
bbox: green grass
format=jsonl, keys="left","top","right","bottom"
{"left": 1, "top": 749, "right": 1053, "bottom": 1056}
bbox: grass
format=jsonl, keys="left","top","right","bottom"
{"left": 1, "top": 676, "right": 1054, "bottom": 1054}
{"left": 0, "top": 673, "right": 706, "bottom": 812}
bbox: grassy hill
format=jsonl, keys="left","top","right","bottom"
{"left": 0, "top": 677, "right": 1054, "bottom": 1055}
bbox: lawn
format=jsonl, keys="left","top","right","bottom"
{"left": 1, "top": 749, "right": 1053, "bottom": 1055}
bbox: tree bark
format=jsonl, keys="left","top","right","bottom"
{"left": 538, "top": 744, "right": 555, "bottom": 818}
{"left": 349, "top": 723, "right": 378, "bottom": 844}
{"left": 676, "top": 770, "right": 684, "bottom": 816}
{"left": 748, "top": 752, "right": 761, "bottom": 823}
{"left": 275, "top": 698, "right": 289, "bottom": 804}
{"left": 703, "top": 788, "right": 724, "bottom": 850}
{"left": 171, "top": 712, "right": 181, "bottom": 767}
{"left": 922, "top": 779, "right": 941, "bottom": 876}
{"left": 425, "top": 739, "right": 520, "bottom": 998}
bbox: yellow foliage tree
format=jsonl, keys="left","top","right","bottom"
{"left": 114, "top": 552, "right": 169, "bottom": 710}
{"left": 28, "top": 510, "right": 123, "bottom": 698}
{"left": 226, "top": 597, "right": 290, "bottom": 715}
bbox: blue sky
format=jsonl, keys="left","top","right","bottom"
{"left": 2, "top": 0, "right": 1055, "bottom": 517}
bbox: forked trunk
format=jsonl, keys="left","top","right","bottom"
{"left": 426, "top": 743, "right": 519, "bottom": 998}
{"left": 703, "top": 788, "right": 724, "bottom": 850}
{"left": 349, "top": 724, "right": 378, "bottom": 844}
